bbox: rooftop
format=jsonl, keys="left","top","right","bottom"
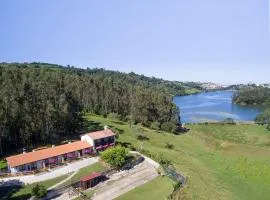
{"left": 6, "top": 141, "right": 92, "bottom": 168}
{"left": 85, "top": 129, "right": 116, "bottom": 140}
{"left": 80, "top": 172, "right": 102, "bottom": 182}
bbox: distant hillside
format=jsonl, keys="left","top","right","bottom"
{"left": 233, "top": 86, "right": 270, "bottom": 106}
{"left": 0, "top": 62, "right": 201, "bottom": 156}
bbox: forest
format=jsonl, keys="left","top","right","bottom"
{"left": 0, "top": 63, "right": 199, "bottom": 157}
{"left": 233, "top": 86, "right": 270, "bottom": 105}
{"left": 233, "top": 86, "right": 270, "bottom": 130}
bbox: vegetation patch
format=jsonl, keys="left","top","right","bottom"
{"left": 100, "top": 146, "right": 128, "bottom": 168}
{"left": 59, "top": 162, "right": 108, "bottom": 187}
{"left": 0, "top": 160, "right": 7, "bottom": 170}
{"left": 115, "top": 176, "right": 174, "bottom": 200}
{"left": 3, "top": 174, "right": 68, "bottom": 200}
{"left": 86, "top": 114, "right": 270, "bottom": 200}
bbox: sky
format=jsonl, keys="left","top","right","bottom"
{"left": 1, "top": 0, "right": 270, "bottom": 84}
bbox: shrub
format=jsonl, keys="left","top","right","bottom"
{"left": 31, "top": 184, "right": 47, "bottom": 198}
{"left": 173, "top": 181, "right": 181, "bottom": 192}
{"left": 0, "top": 160, "right": 7, "bottom": 170}
{"left": 129, "top": 145, "right": 136, "bottom": 151}
{"left": 100, "top": 146, "right": 128, "bottom": 168}
{"left": 107, "top": 112, "right": 121, "bottom": 120}
{"left": 160, "top": 122, "right": 174, "bottom": 132}
{"left": 267, "top": 123, "right": 270, "bottom": 131}
{"left": 165, "top": 143, "right": 174, "bottom": 149}
{"left": 136, "top": 134, "right": 149, "bottom": 141}
{"left": 155, "top": 153, "right": 171, "bottom": 166}
{"left": 150, "top": 121, "right": 160, "bottom": 130}
{"left": 222, "top": 118, "right": 236, "bottom": 125}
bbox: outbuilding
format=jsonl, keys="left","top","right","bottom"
{"left": 80, "top": 172, "right": 103, "bottom": 190}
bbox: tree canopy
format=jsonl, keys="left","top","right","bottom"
{"left": 0, "top": 62, "right": 196, "bottom": 157}
{"left": 233, "top": 86, "right": 270, "bottom": 105}
{"left": 100, "top": 146, "right": 128, "bottom": 168}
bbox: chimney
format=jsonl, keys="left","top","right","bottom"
{"left": 52, "top": 145, "right": 55, "bottom": 148}
{"left": 104, "top": 125, "right": 109, "bottom": 130}
{"left": 32, "top": 150, "right": 35, "bottom": 152}
{"left": 68, "top": 141, "right": 72, "bottom": 144}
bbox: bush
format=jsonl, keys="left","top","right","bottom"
{"left": 173, "top": 181, "right": 181, "bottom": 192}
{"left": 267, "top": 123, "right": 270, "bottom": 131}
{"left": 150, "top": 121, "right": 160, "bottom": 130}
{"left": 155, "top": 153, "right": 171, "bottom": 166}
{"left": 0, "top": 160, "right": 7, "bottom": 170}
{"left": 100, "top": 146, "right": 128, "bottom": 168}
{"left": 136, "top": 134, "right": 149, "bottom": 141}
{"left": 107, "top": 112, "right": 121, "bottom": 120}
{"left": 222, "top": 118, "right": 236, "bottom": 125}
{"left": 160, "top": 122, "right": 174, "bottom": 132}
{"left": 165, "top": 143, "right": 174, "bottom": 149}
{"left": 31, "top": 184, "right": 47, "bottom": 198}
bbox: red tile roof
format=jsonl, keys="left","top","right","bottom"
{"left": 6, "top": 141, "right": 92, "bottom": 168}
{"left": 80, "top": 172, "right": 102, "bottom": 182}
{"left": 85, "top": 129, "right": 116, "bottom": 140}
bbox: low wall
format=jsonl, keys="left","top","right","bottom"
{"left": 129, "top": 151, "right": 160, "bottom": 169}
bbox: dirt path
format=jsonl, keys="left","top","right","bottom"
{"left": 92, "top": 161, "right": 158, "bottom": 200}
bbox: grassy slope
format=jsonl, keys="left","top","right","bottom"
{"left": 115, "top": 176, "right": 174, "bottom": 200}
{"left": 85, "top": 114, "right": 270, "bottom": 200}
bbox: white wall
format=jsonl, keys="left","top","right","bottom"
{"left": 36, "top": 160, "right": 43, "bottom": 169}
{"left": 81, "top": 135, "right": 94, "bottom": 147}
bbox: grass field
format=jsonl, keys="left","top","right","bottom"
{"left": 59, "top": 162, "right": 108, "bottom": 187}
{"left": 85, "top": 114, "right": 270, "bottom": 200}
{"left": 115, "top": 176, "right": 174, "bottom": 200}
{"left": 2, "top": 174, "right": 69, "bottom": 200}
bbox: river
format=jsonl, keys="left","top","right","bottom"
{"left": 173, "top": 90, "right": 262, "bottom": 123}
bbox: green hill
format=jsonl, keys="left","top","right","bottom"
{"left": 85, "top": 114, "right": 270, "bottom": 200}
{"left": 0, "top": 63, "right": 202, "bottom": 157}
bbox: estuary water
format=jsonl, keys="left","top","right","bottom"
{"left": 174, "top": 90, "right": 262, "bottom": 123}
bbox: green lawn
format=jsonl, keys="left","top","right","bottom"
{"left": 4, "top": 174, "right": 69, "bottom": 200}
{"left": 115, "top": 176, "right": 174, "bottom": 200}
{"left": 59, "top": 162, "right": 108, "bottom": 187}
{"left": 85, "top": 114, "right": 270, "bottom": 200}
{"left": 0, "top": 160, "right": 7, "bottom": 170}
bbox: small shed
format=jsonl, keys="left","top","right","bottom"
{"left": 80, "top": 172, "right": 103, "bottom": 190}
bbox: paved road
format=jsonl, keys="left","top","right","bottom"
{"left": 2, "top": 157, "right": 99, "bottom": 185}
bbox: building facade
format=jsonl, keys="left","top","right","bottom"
{"left": 6, "top": 127, "right": 116, "bottom": 174}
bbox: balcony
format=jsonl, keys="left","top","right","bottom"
{"left": 95, "top": 142, "right": 115, "bottom": 151}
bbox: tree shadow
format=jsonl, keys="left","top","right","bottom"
{"left": 110, "top": 126, "right": 124, "bottom": 135}
{"left": 0, "top": 179, "right": 30, "bottom": 200}
{"left": 116, "top": 141, "right": 131, "bottom": 148}
{"left": 136, "top": 135, "right": 150, "bottom": 141}
{"left": 111, "top": 120, "right": 125, "bottom": 125}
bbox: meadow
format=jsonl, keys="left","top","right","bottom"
{"left": 115, "top": 176, "right": 174, "bottom": 200}
{"left": 85, "top": 114, "right": 270, "bottom": 200}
